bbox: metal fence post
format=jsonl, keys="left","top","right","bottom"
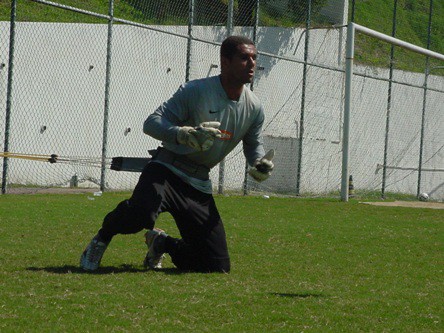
{"left": 185, "top": 0, "right": 195, "bottom": 82}
{"left": 100, "top": 0, "right": 114, "bottom": 192}
{"left": 218, "top": 0, "right": 235, "bottom": 195}
{"left": 243, "top": 0, "right": 261, "bottom": 196}
{"left": 227, "top": 0, "right": 234, "bottom": 35}
{"left": 417, "top": 0, "right": 434, "bottom": 198}
{"left": 350, "top": 0, "right": 356, "bottom": 22}
{"left": 341, "top": 23, "right": 355, "bottom": 202}
{"left": 1, "top": 0, "right": 17, "bottom": 194}
{"left": 295, "top": 0, "right": 312, "bottom": 196}
{"left": 381, "top": 0, "right": 398, "bottom": 199}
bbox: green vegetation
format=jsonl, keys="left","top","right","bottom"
{"left": 0, "top": 0, "right": 327, "bottom": 25}
{"left": 0, "top": 0, "right": 144, "bottom": 23}
{"left": 0, "top": 0, "right": 442, "bottom": 71}
{"left": 0, "top": 193, "right": 442, "bottom": 332}
{"left": 352, "top": 0, "right": 444, "bottom": 71}
{"left": 353, "top": 0, "right": 443, "bottom": 53}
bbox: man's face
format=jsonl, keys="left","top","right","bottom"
{"left": 222, "top": 43, "right": 257, "bottom": 84}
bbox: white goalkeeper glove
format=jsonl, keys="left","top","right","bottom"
{"left": 248, "top": 149, "right": 275, "bottom": 182}
{"left": 177, "top": 121, "right": 222, "bottom": 151}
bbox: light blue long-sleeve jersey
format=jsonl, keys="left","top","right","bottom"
{"left": 143, "top": 75, "right": 265, "bottom": 193}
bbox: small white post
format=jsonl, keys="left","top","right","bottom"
{"left": 341, "top": 22, "right": 355, "bottom": 202}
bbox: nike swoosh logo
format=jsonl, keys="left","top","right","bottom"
{"left": 209, "top": 110, "right": 222, "bottom": 114}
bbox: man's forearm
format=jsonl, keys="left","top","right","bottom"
{"left": 143, "top": 113, "right": 178, "bottom": 143}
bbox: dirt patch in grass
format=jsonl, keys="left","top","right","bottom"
{"left": 361, "top": 201, "right": 444, "bottom": 210}
{"left": 6, "top": 187, "right": 98, "bottom": 195}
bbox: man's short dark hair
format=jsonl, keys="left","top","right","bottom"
{"left": 221, "top": 35, "right": 255, "bottom": 60}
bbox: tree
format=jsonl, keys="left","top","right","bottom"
{"left": 288, "top": 0, "right": 329, "bottom": 19}
{"left": 237, "top": 0, "right": 257, "bottom": 26}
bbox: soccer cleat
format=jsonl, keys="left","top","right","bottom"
{"left": 143, "top": 228, "right": 167, "bottom": 269}
{"left": 80, "top": 234, "right": 108, "bottom": 271}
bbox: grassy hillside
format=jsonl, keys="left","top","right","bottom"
{"left": 0, "top": 0, "right": 141, "bottom": 24}
{"left": 352, "top": 0, "right": 444, "bottom": 71}
{"left": 0, "top": 0, "right": 442, "bottom": 71}
{"left": 353, "top": 0, "right": 443, "bottom": 52}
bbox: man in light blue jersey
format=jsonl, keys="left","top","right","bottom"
{"left": 80, "top": 36, "right": 274, "bottom": 273}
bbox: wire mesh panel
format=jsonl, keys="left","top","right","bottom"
{"left": 346, "top": 68, "right": 390, "bottom": 191}
{"left": 251, "top": 48, "right": 303, "bottom": 194}
{"left": 259, "top": 0, "right": 307, "bottom": 27}
{"left": 349, "top": 28, "right": 444, "bottom": 200}
{"left": 2, "top": 0, "right": 442, "bottom": 200}
{"left": 3, "top": 3, "right": 111, "bottom": 189}
{"left": 300, "top": 65, "right": 344, "bottom": 195}
{"left": 386, "top": 83, "right": 425, "bottom": 193}
{"left": 123, "top": 0, "right": 189, "bottom": 25}
{"left": 421, "top": 88, "right": 444, "bottom": 198}
{"left": 105, "top": 25, "right": 189, "bottom": 190}
{"left": 0, "top": 22, "right": 8, "bottom": 167}
{"left": 187, "top": 37, "right": 224, "bottom": 82}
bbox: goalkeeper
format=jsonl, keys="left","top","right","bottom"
{"left": 80, "top": 35, "right": 274, "bottom": 273}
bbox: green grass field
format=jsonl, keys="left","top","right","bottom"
{"left": 0, "top": 193, "right": 442, "bottom": 332}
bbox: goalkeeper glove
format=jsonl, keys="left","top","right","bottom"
{"left": 177, "top": 121, "right": 222, "bottom": 151}
{"left": 248, "top": 149, "right": 275, "bottom": 182}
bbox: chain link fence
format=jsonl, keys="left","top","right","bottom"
{"left": 1, "top": 0, "right": 443, "bottom": 201}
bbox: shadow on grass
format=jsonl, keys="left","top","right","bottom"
{"left": 271, "top": 292, "right": 324, "bottom": 298}
{"left": 26, "top": 265, "right": 186, "bottom": 275}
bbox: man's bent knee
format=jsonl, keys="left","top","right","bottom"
{"left": 207, "top": 257, "right": 230, "bottom": 273}
{"left": 172, "top": 256, "right": 230, "bottom": 273}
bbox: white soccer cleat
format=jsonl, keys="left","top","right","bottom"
{"left": 80, "top": 235, "right": 108, "bottom": 271}
{"left": 143, "top": 228, "right": 168, "bottom": 269}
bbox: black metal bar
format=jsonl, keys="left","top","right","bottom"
{"left": 100, "top": 0, "right": 114, "bottom": 192}
{"left": 381, "top": 0, "right": 398, "bottom": 199}
{"left": 417, "top": 0, "right": 434, "bottom": 198}
{"left": 1, "top": 0, "right": 17, "bottom": 194}
{"left": 296, "top": 0, "right": 312, "bottom": 195}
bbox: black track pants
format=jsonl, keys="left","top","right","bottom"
{"left": 100, "top": 162, "right": 230, "bottom": 273}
